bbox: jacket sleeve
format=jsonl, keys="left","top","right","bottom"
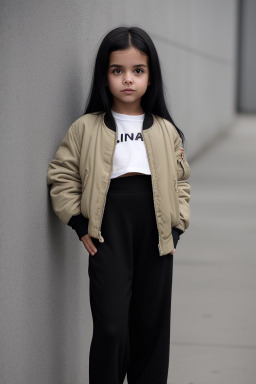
{"left": 46, "top": 123, "right": 88, "bottom": 237}
{"left": 173, "top": 132, "right": 191, "bottom": 233}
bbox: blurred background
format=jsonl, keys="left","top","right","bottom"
{"left": 0, "top": 0, "right": 255, "bottom": 383}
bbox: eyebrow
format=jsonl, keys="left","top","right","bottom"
{"left": 108, "top": 64, "right": 147, "bottom": 68}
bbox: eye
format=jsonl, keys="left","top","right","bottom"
{"left": 112, "top": 68, "right": 121, "bottom": 74}
{"left": 135, "top": 68, "right": 144, "bottom": 74}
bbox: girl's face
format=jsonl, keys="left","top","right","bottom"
{"left": 106, "top": 45, "right": 150, "bottom": 114}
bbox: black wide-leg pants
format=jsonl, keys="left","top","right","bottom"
{"left": 88, "top": 174, "right": 174, "bottom": 384}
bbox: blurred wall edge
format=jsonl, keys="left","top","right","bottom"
{"left": 237, "top": 0, "right": 256, "bottom": 113}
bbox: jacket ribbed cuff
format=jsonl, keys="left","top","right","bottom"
{"left": 172, "top": 227, "right": 184, "bottom": 249}
{"left": 67, "top": 214, "right": 89, "bottom": 240}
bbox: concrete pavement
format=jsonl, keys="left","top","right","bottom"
{"left": 168, "top": 114, "right": 256, "bottom": 384}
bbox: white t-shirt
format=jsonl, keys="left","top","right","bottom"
{"left": 110, "top": 110, "right": 151, "bottom": 179}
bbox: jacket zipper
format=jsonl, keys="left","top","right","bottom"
{"left": 98, "top": 121, "right": 118, "bottom": 243}
{"left": 142, "top": 131, "right": 164, "bottom": 256}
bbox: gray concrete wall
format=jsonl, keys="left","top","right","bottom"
{"left": 0, "top": 1, "right": 238, "bottom": 383}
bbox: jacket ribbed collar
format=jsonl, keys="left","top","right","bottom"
{"left": 103, "top": 110, "right": 154, "bottom": 132}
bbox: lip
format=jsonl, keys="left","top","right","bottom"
{"left": 122, "top": 89, "right": 135, "bottom": 93}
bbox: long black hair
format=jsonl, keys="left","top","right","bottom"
{"left": 84, "top": 26, "right": 185, "bottom": 144}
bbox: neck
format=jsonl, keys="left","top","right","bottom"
{"left": 111, "top": 104, "right": 144, "bottom": 116}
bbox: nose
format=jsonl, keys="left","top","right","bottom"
{"left": 123, "top": 72, "right": 133, "bottom": 84}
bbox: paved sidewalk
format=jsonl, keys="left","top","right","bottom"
{"left": 168, "top": 114, "right": 256, "bottom": 384}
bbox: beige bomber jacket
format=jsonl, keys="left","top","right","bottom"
{"left": 47, "top": 111, "right": 191, "bottom": 256}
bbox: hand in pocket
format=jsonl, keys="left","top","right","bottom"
{"left": 81, "top": 234, "right": 98, "bottom": 256}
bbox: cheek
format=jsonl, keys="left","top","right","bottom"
{"left": 139, "top": 77, "right": 149, "bottom": 90}
{"left": 108, "top": 76, "right": 119, "bottom": 90}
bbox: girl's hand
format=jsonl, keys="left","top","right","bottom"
{"left": 81, "top": 234, "right": 98, "bottom": 256}
{"left": 170, "top": 248, "right": 176, "bottom": 255}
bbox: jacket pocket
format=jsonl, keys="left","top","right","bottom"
{"left": 82, "top": 168, "right": 90, "bottom": 192}
{"left": 172, "top": 177, "right": 180, "bottom": 225}
{"left": 173, "top": 177, "right": 179, "bottom": 193}
{"left": 177, "top": 158, "right": 190, "bottom": 180}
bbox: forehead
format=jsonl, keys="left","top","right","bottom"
{"left": 108, "top": 46, "right": 148, "bottom": 66}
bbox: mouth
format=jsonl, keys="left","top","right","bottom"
{"left": 122, "top": 89, "right": 135, "bottom": 93}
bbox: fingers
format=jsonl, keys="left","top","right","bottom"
{"left": 170, "top": 248, "right": 176, "bottom": 255}
{"left": 81, "top": 234, "right": 98, "bottom": 256}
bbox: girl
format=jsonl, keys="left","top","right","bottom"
{"left": 47, "top": 26, "right": 190, "bottom": 384}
